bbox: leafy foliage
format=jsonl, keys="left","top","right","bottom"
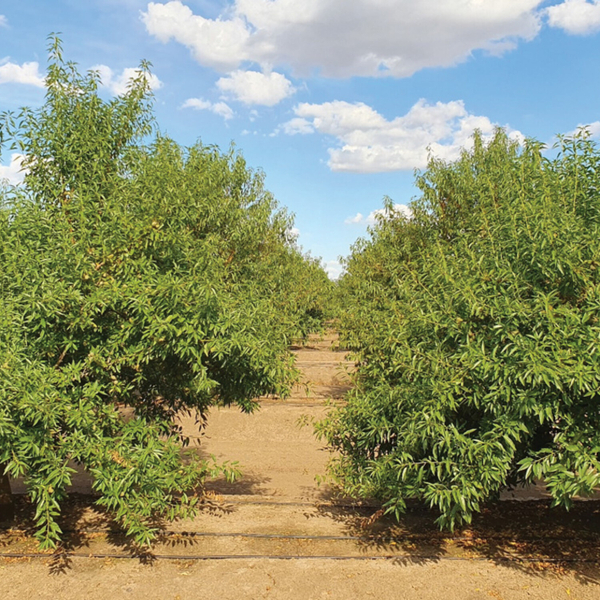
{"left": 319, "top": 129, "right": 600, "bottom": 529}
{"left": 0, "top": 37, "right": 330, "bottom": 548}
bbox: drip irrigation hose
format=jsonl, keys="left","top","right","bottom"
{"left": 0, "top": 551, "right": 598, "bottom": 563}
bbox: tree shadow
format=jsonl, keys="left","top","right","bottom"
{"left": 456, "top": 500, "right": 600, "bottom": 584}
{"left": 311, "top": 383, "right": 352, "bottom": 400}
{"left": 0, "top": 492, "right": 107, "bottom": 574}
{"left": 0, "top": 486, "right": 245, "bottom": 571}
{"left": 313, "top": 498, "right": 446, "bottom": 565}
{"left": 312, "top": 494, "right": 600, "bottom": 582}
{"left": 290, "top": 344, "right": 321, "bottom": 351}
{"left": 202, "top": 472, "right": 273, "bottom": 496}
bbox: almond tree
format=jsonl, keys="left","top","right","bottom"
{"left": 320, "top": 129, "right": 600, "bottom": 528}
{"left": 0, "top": 37, "right": 330, "bottom": 547}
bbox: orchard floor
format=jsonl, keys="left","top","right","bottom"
{"left": 2, "top": 333, "right": 600, "bottom": 599}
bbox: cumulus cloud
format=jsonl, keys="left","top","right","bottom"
{"left": 346, "top": 204, "right": 412, "bottom": 226}
{"left": 181, "top": 97, "right": 234, "bottom": 120}
{"left": 216, "top": 70, "right": 295, "bottom": 106}
{"left": 344, "top": 212, "right": 364, "bottom": 225}
{"left": 366, "top": 204, "right": 412, "bottom": 225}
{"left": 0, "top": 60, "right": 45, "bottom": 87}
{"left": 582, "top": 121, "right": 600, "bottom": 136}
{"left": 282, "top": 117, "right": 314, "bottom": 135}
{"left": 324, "top": 259, "right": 343, "bottom": 280}
{"left": 142, "top": 0, "right": 543, "bottom": 78}
{"left": 142, "top": 1, "right": 251, "bottom": 71}
{"left": 0, "top": 154, "right": 26, "bottom": 185}
{"left": 566, "top": 121, "right": 600, "bottom": 137}
{"left": 283, "top": 98, "right": 524, "bottom": 173}
{"left": 93, "top": 65, "right": 162, "bottom": 95}
{"left": 547, "top": 0, "right": 600, "bottom": 35}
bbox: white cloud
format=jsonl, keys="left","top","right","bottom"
{"left": 216, "top": 70, "right": 295, "bottom": 106}
{"left": 142, "top": 1, "right": 251, "bottom": 71}
{"left": 366, "top": 204, "right": 412, "bottom": 225}
{"left": 283, "top": 98, "right": 523, "bottom": 173}
{"left": 283, "top": 117, "right": 315, "bottom": 135}
{"left": 346, "top": 204, "right": 411, "bottom": 226}
{"left": 344, "top": 212, "right": 364, "bottom": 225}
{"left": 324, "top": 259, "right": 343, "bottom": 280}
{"left": 0, "top": 60, "right": 45, "bottom": 87}
{"left": 0, "top": 16, "right": 7, "bottom": 27}
{"left": 143, "top": 0, "right": 544, "bottom": 79}
{"left": 547, "top": 0, "right": 600, "bottom": 35}
{"left": 0, "top": 154, "right": 26, "bottom": 185}
{"left": 93, "top": 65, "right": 162, "bottom": 95}
{"left": 181, "top": 97, "right": 234, "bottom": 120}
{"left": 287, "top": 226, "right": 300, "bottom": 239}
{"left": 566, "top": 121, "right": 600, "bottom": 137}
{"left": 583, "top": 121, "right": 600, "bottom": 136}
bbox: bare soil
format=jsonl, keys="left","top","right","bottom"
{"left": 2, "top": 332, "right": 600, "bottom": 599}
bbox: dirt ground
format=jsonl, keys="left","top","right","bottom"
{"left": 2, "top": 332, "right": 600, "bottom": 599}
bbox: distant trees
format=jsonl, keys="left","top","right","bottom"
{"left": 320, "top": 129, "right": 600, "bottom": 528}
{"left": 0, "top": 37, "right": 331, "bottom": 548}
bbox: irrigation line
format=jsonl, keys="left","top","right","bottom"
{"left": 5, "top": 494, "right": 599, "bottom": 511}
{"left": 1, "top": 551, "right": 599, "bottom": 564}
{"left": 0, "top": 498, "right": 380, "bottom": 512}
{"left": 199, "top": 496, "right": 600, "bottom": 509}
{"left": 200, "top": 498, "right": 380, "bottom": 508}
{"left": 141, "top": 531, "right": 600, "bottom": 543}
{"left": 2, "top": 529, "right": 369, "bottom": 542}
{"left": 207, "top": 400, "right": 346, "bottom": 407}
{"left": 259, "top": 398, "right": 346, "bottom": 403}
{"left": 293, "top": 361, "right": 351, "bottom": 366}
{"left": 2, "top": 526, "right": 599, "bottom": 544}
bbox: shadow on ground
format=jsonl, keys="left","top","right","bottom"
{"left": 2, "top": 492, "right": 600, "bottom": 585}
{"left": 313, "top": 492, "right": 600, "bottom": 584}
{"left": 202, "top": 472, "right": 273, "bottom": 496}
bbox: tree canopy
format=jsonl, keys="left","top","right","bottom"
{"left": 0, "top": 37, "right": 331, "bottom": 548}
{"left": 320, "top": 129, "right": 600, "bottom": 529}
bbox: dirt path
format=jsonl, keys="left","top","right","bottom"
{"left": 196, "top": 331, "right": 350, "bottom": 502}
{"left": 2, "top": 333, "right": 600, "bottom": 599}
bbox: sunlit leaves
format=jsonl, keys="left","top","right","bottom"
{"left": 320, "top": 129, "right": 600, "bottom": 530}
{"left": 0, "top": 37, "right": 331, "bottom": 548}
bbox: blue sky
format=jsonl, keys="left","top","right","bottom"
{"left": 2, "top": 1, "right": 600, "bottom": 277}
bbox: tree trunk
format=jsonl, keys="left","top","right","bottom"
{"left": 0, "top": 464, "right": 15, "bottom": 522}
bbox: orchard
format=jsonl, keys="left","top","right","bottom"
{"left": 2, "top": 37, "right": 600, "bottom": 553}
